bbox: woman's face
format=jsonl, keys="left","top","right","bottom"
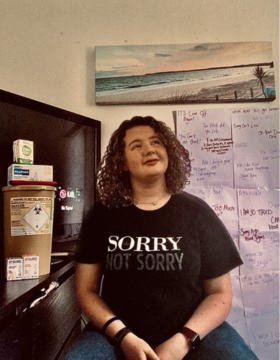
{"left": 123, "top": 125, "right": 168, "bottom": 183}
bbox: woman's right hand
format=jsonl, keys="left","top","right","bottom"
{"left": 120, "top": 333, "right": 160, "bottom": 360}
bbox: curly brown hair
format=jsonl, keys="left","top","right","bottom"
{"left": 97, "top": 116, "right": 191, "bottom": 208}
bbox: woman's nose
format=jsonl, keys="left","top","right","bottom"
{"left": 144, "top": 143, "right": 155, "bottom": 155}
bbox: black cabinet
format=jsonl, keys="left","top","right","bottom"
{"left": 0, "top": 310, "right": 33, "bottom": 360}
{"left": 0, "top": 258, "right": 82, "bottom": 360}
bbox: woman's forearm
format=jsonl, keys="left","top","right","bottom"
{"left": 184, "top": 291, "right": 232, "bottom": 338}
{"left": 76, "top": 265, "right": 160, "bottom": 360}
{"left": 75, "top": 263, "right": 126, "bottom": 337}
{"left": 78, "top": 290, "right": 131, "bottom": 339}
{"left": 155, "top": 273, "right": 233, "bottom": 360}
{"left": 184, "top": 273, "right": 232, "bottom": 338}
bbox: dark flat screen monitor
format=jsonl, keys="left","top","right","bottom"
{"left": 0, "top": 90, "right": 101, "bottom": 249}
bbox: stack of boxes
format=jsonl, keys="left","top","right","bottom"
{"left": 8, "top": 139, "right": 54, "bottom": 185}
{"left": 5, "top": 139, "right": 55, "bottom": 281}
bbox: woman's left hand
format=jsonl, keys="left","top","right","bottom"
{"left": 154, "top": 333, "right": 190, "bottom": 360}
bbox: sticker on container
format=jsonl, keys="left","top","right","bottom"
{"left": 10, "top": 197, "right": 54, "bottom": 236}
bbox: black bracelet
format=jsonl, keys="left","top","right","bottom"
{"left": 114, "top": 327, "right": 131, "bottom": 346}
{"left": 102, "top": 316, "right": 119, "bottom": 334}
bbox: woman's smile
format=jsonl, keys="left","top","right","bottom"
{"left": 144, "top": 158, "right": 159, "bottom": 165}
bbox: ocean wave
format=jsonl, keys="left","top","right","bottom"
{"left": 96, "top": 66, "right": 271, "bottom": 96}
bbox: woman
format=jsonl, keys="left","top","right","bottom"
{"left": 65, "top": 116, "right": 258, "bottom": 360}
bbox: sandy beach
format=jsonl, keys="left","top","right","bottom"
{"left": 96, "top": 74, "right": 275, "bottom": 105}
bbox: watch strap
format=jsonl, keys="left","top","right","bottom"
{"left": 179, "top": 327, "right": 201, "bottom": 350}
{"left": 113, "top": 327, "right": 131, "bottom": 346}
{"left": 102, "top": 316, "right": 120, "bottom": 334}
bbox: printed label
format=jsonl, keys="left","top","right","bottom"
{"left": 10, "top": 197, "right": 54, "bottom": 236}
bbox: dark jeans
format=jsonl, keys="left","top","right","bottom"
{"left": 64, "top": 321, "right": 259, "bottom": 360}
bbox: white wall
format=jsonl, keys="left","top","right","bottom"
{"left": 0, "top": 0, "right": 279, "bottom": 155}
{"left": 1, "top": 2, "right": 279, "bottom": 358}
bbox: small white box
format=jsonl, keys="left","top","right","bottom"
{"left": 23, "top": 255, "right": 39, "bottom": 279}
{"left": 8, "top": 164, "right": 53, "bottom": 184}
{"left": 13, "top": 139, "right": 34, "bottom": 164}
{"left": 6, "top": 258, "right": 23, "bottom": 281}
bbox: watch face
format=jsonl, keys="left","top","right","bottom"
{"left": 180, "top": 327, "right": 201, "bottom": 350}
{"left": 191, "top": 333, "right": 201, "bottom": 349}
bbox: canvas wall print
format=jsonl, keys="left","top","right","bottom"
{"left": 95, "top": 42, "right": 276, "bottom": 105}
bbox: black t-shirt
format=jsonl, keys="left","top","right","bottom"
{"left": 77, "top": 191, "right": 243, "bottom": 347}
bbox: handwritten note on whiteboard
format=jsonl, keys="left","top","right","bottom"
{"left": 240, "top": 272, "right": 279, "bottom": 360}
{"left": 176, "top": 108, "right": 279, "bottom": 189}
{"left": 176, "top": 109, "right": 234, "bottom": 187}
{"left": 232, "top": 108, "right": 279, "bottom": 189}
{"left": 238, "top": 188, "right": 279, "bottom": 274}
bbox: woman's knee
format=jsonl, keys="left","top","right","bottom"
{"left": 63, "top": 326, "right": 121, "bottom": 360}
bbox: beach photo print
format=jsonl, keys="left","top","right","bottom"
{"left": 95, "top": 42, "right": 276, "bottom": 105}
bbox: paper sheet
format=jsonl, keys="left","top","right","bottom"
{"left": 240, "top": 272, "right": 279, "bottom": 360}
{"left": 238, "top": 188, "right": 279, "bottom": 274}
{"left": 177, "top": 109, "right": 234, "bottom": 187}
{"left": 232, "top": 108, "right": 279, "bottom": 189}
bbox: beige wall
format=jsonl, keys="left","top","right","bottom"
{"left": 1, "top": 0, "right": 279, "bottom": 155}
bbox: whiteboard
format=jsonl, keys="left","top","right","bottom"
{"left": 176, "top": 107, "right": 279, "bottom": 360}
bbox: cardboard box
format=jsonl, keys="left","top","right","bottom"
{"left": 6, "top": 258, "right": 23, "bottom": 281}
{"left": 13, "top": 139, "right": 34, "bottom": 164}
{"left": 8, "top": 164, "right": 53, "bottom": 184}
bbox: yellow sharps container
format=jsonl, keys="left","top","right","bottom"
{"left": 2, "top": 185, "right": 56, "bottom": 276}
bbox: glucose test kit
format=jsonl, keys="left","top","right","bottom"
{"left": 13, "top": 139, "right": 34, "bottom": 164}
{"left": 8, "top": 164, "right": 53, "bottom": 184}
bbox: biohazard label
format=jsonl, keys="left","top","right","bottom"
{"left": 10, "top": 197, "right": 54, "bottom": 236}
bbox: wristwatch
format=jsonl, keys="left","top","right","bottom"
{"left": 179, "top": 327, "right": 201, "bottom": 350}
